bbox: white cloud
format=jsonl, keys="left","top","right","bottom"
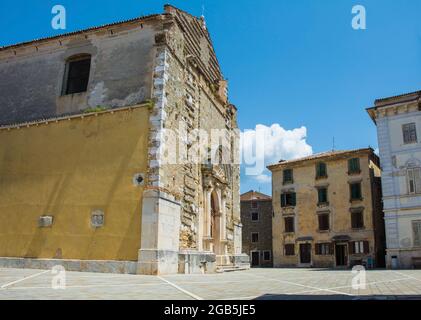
{"left": 254, "top": 174, "right": 272, "bottom": 184}
{"left": 241, "top": 124, "right": 313, "bottom": 184}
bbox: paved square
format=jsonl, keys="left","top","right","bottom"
{"left": 1, "top": 267, "right": 421, "bottom": 300}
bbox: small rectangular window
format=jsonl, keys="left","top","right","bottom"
{"left": 251, "top": 212, "right": 259, "bottom": 222}
{"left": 348, "top": 158, "right": 361, "bottom": 174}
{"left": 412, "top": 221, "right": 421, "bottom": 247}
{"left": 281, "top": 192, "right": 296, "bottom": 207}
{"left": 350, "top": 241, "right": 369, "bottom": 254}
{"left": 403, "top": 123, "right": 418, "bottom": 144}
{"left": 351, "top": 210, "right": 364, "bottom": 229}
{"left": 316, "top": 162, "right": 327, "bottom": 179}
{"left": 64, "top": 56, "right": 91, "bottom": 95}
{"left": 263, "top": 251, "right": 271, "bottom": 261}
{"left": 408, "top": 168, "right": 421, "bottom": 194}
{"left": 284, "top": 244, "right": 295, "bottom": 256}
{"left": 251, "top": 232, "right": 259, "bottom": 243}
{"left": 318, "top": 188, "right": 328, "bottom": 205}
{"left": 284, "top": 217, "right": 295, "bottom": 233}
{"left": 350, "top": 182, "right": 362, "bottom": 201}
{"left": 316, "top": 243, "right": 332, "bottom": 255}
{"left": 354, "top": 241, "right": 364, "bottom": 254}
{"left": 318, "top": 214, "right": 330, "bottom": 231}
{"left": 283, "top": 169, "right": 293, "bottom": 185}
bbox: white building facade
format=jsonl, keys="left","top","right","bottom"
{"left": 368, "top": 91, "right": 421, "bottom": 269}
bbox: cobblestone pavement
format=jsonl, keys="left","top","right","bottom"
{"left": 1, "top": 267, "right": 421, "bottom": 300}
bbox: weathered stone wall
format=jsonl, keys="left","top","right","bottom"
{"left": 241, "top": 200, "right": 273, "bottom": 267}
{"left": 147, "top": 12, "right": 240, "bottom": 256}
{"left": 0, "top": 20, "right": 159, "bottom": 126}
{"left": 270, "top": 150, "right": 383, "bottom": 268}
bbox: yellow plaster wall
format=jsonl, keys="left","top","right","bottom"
{"left": 0, "top": 107, "right": 149, "bottom": 261}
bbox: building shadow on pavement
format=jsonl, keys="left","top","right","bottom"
{"left": 253, "top": 294, "right": 421, "bottom": 300}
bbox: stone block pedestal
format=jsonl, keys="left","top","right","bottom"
{"left": 137, "top": 189, "right": 181, "bottom": 275}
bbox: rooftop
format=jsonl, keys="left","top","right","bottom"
{"left": 240, "top": 190, "right": 271, "bottom": 201}
{"left": 0, "top": 13, "right": 163, "bottom": 52}
{"left": 367, "top": 89, "right": 421, "bottom": 123}
{"left": 374, "top": 90, "right": 421, "bottom": 107}
{"left": 267, "top": 148, "right": 375, "bottom": 170}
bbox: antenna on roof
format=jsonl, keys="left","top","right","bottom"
{"left": 332, "top": 137, "right": 336, "bottom": 152}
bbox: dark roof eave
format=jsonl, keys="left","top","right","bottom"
{"left": 374, "top": 90, "right": 421, "bottom": 106}
{"left": 267, "top": 148, "right": 375, "bottom": 170}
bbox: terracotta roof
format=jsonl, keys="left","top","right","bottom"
{"left": 240, "top": 190, "right": 271, "bottom": 201}
{"left": 267, "top": 148, "right": 375, "bottom": 170}
{"left": 0, "top": 13, "right": 164, "bottom": 52}
{"left": 374, "top": 90, "right": 421, "bottom": 106}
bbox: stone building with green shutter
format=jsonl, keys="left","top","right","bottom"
{"left": 268, "top": 148, "right": 386, "bottom": 268}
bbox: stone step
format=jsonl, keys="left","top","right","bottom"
{"left": 216, "top": 265, "right": 249, "bottom": 273}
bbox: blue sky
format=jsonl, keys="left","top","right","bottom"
{"left": 1, "top": 0, "right": 421, "bottom": 195}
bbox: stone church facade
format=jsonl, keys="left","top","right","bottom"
{"left": 0, "top": 5, "right": 248, "bottom": 274}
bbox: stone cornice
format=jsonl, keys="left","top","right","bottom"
{"left": 367, "top": 94, "right": 421, "bottom": 124}
{"left": 0, "top": 102, "right": 151, "bottom": 132}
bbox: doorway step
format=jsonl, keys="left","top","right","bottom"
{"left": 216, "top": 265, "right": 249, "bottom": 273}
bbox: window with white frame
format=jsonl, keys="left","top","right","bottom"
{"left": 354, "top": 241, "right": 365, "bottom": 254}
{"left": 407, "top": 168, "right": 421, "bottom": 194}
{"left": 403, "top": 123, "right": 418, "bottom": 144}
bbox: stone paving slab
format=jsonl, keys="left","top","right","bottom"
{"left": 0, "top": 267, "right": 421, "bottom": 300}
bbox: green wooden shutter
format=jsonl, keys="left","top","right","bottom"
{"left": 316, "top": 163, "right": 327, "bottom": 178}
{"left": 349, "top": 158, "right": 360, "bottom": 173}
{"left": 291, "top": 193, "right": 297, "bottom": 206}
{"left": 281, "top": 194, "right": 286, "bottom": 207}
